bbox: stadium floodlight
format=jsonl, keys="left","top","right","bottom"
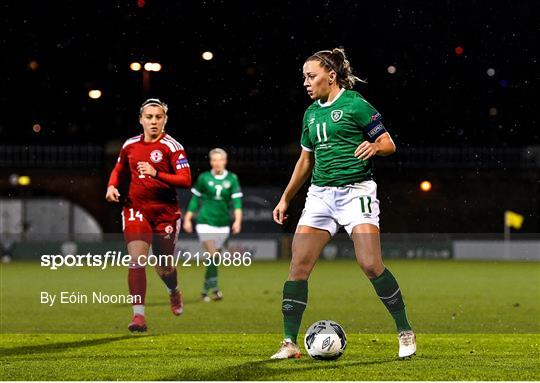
{"left": 202, "top": 51, "right": 214, "bottom": 61}
{"left": 143, "top": 62, "right": 161, "bottom": 72}
{"left": 130, "top": 62, "right": 142, "bottom": 71}
{"left": 88, "top": 90, "right": 102, "bottom": 99}
{"left": 420, "top": 180, "right": 432, "bottom": 192}
{"left": 8, "top": 174, "right": 19, "bottom": 186}
{"left": 18, "top": 175, "right": 31, "bottom": 186}
{"left": 28, "top": 60, "right": 39, "bottom": 71}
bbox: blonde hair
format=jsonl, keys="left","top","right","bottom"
{"left": 209, "top": 148, "right": 227, "bottom": 159}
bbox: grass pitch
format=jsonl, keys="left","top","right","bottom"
{"left": 1, "top": 260, "right": 539, "bottom": 380}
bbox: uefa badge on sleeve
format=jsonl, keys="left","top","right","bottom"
{"left": 176, "top": 153, "right": 190, "bottom": 169}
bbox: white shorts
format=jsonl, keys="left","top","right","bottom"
{"left": 297, "top": 180, "right": 380, "bottom": 236}
{"left": 195, "top": 224, "right": 230, "bottom": 249}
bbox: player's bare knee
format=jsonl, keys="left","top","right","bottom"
{"left": 288, "top": 262, "right": 311, "bottom": 280}
{"left": 291, "top": 254, "right": 314, "bottom": 268}
{"left": 358, "top": 261, "right": 383, "bottom": 278}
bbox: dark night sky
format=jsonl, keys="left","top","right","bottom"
{"left": 1, "top": 0, "right": 538, "bottom": 148}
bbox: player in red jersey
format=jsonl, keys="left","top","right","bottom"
{"left": 106, "top": 98, "right": 192, "bottom": 332}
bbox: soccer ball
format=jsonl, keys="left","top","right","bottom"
{"left": 304, "top": 320, "right": 347, "bottom": 360}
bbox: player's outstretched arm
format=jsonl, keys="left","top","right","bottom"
{"left": 106, "top": 151, "right": 127, "bottom": 202}
{"left": 232, "top": 208, "right": 242, "bottom": 234}
{"left": 105, "top": 185, "right": 120, "bottom": 202}
{"left": 106, "top": 146, "right": 129, "bottom": 202}
{"left": 150, "top": 148, "right": 193, "bottom": 188}
{"left": 273, "top": 149, "right": 314, "bottom": 225}
{"left": 183, "top": 178, "right": 202, "bottom": 233}
{"left": 354, "top": 132, "right": 396, "bottom": 161}
{"left": 182, "top": 211, "right": 194, "bottom": 233}
{"left": 231, "top": 182, "right": 243, "bottom": 233}
{"left": 137, "top": 161, "right": 192, "bottom": 188}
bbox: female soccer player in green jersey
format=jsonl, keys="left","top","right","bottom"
{"left": 183, "top": 148, "right": 243, "bottom": 301}
{"left": 270, "top": 48, "right": 416, "bottom": 359}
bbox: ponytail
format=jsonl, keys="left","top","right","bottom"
{"left": 307, "top": 47, "right": 365, "bottom": 89}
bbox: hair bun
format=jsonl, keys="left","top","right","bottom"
{"left": 331, "top": 47, "right": 345, "bottom": 58}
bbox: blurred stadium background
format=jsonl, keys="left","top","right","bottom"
{"left": 0, "top": 1, "right": 539, "bottom": 380}
{"left": 1, "top": 0, "right": 538, "bottom": 259}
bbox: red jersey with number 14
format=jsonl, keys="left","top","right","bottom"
{"left": 108, "top": 133, "right": 192, "bottom": 207}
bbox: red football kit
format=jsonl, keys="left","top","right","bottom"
{"left": 108, "top": 132, "right": 192, "bottom": 247}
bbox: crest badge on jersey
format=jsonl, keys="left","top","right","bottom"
{"left": 150, "top": 150, "right": 163, "bottom": 163}
{"left": 223, "top": 180, "right": 231, "bottom": 188}
{"left": 163, "top": 225, "right": 174, "bottom": 239}
{"left": 331, "top": 110, "right": 343, "bottom": 122}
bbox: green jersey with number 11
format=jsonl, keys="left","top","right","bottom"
{"left": 187, "top": 170, "right": 243, "bottom": 227}
{"left": 301, "top": 88, "right": 388, "bottom": 187}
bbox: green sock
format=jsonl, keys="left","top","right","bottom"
{"left": 282, "top": 280, "right": 308, "bottom": 344}
{"left": 203, "top": 263, "right": 218, "bottom": 293}
{"left": 370, "top": 268, "right": 412, "bottom": 332}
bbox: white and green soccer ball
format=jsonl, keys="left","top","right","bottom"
{"left": 304, "top": 320, "right": 347, "bottom": 360}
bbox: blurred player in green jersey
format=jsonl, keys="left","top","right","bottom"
{"left": 183, "top": 148, "right": 243, "bottom": 301}
{"left": 271, "top": 48, "right": 416, "bottom": 359}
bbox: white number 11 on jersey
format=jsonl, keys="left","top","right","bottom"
{"left": 316, "top": 122, "right": 328, "bottom": 143}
